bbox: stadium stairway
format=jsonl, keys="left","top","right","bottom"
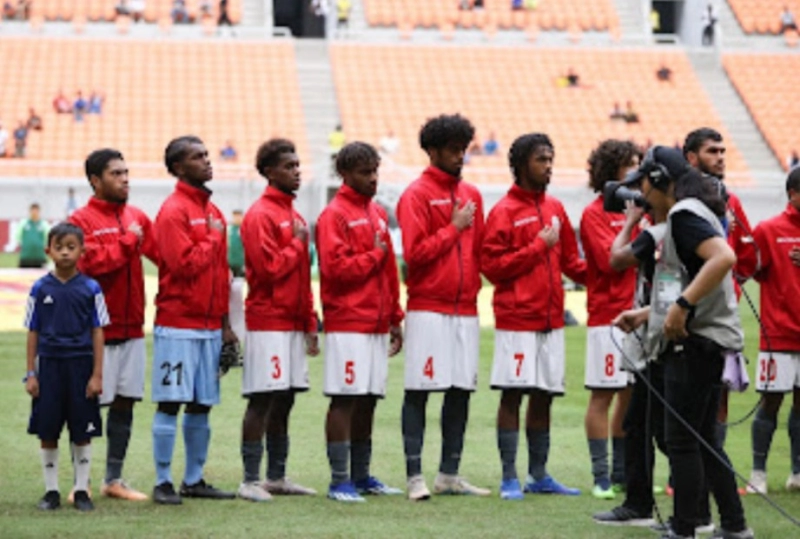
{"left": 687, "top": 49, "right": 781, "bottom": 183}
{"left": 718, "top": 0, "right": 747, "bottom": 43}
{"left": 612, "top": 0, "right": 648, "bottom": 40}
{"left": 241, "top": 0, "right": 267, "bottom": 28}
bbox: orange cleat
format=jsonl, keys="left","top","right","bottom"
{"left": 101, "top": 480, "right": 149, "bottom": 501}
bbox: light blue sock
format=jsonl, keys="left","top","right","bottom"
{"left": 183, "top": 413, "right": 210, "bottom": 486}
{"left": 152, "top": 412, "right": 178, "bottom": 486}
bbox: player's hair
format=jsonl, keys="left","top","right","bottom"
{"left": 683, "top": 128, "right": 723, "bottom": 156}
{"left": 47, "top": 222, "right": 84, "bottom": 245}
{"left": 164, "top": 135, "right": 204, "bottom": 176}
{"left": 786, "top": 166, "right": 800, "bottom": 196}
{"left": 84, "top": 148, "right": 124, "bottom": 187}
{"left": 587, "top": 139, "right": 641, "bottom": 193}
{"left": 336, "top": 141, "right": 380, "bottom": 175}
{"left": 30, "top": 202, "right": 40, "bottom": 210}
{"left": 255, "top": 138, "right": 296, "bottom": 177}
{"left": 674, "top": 168, "right": 726, "bottom": 217}
{"left": 508, "top": 133, "right": 553, "bottom": 184}
{"left": 419, "top": 114, "right": 475, "bottom": 151}
{"left": 232, "top": 209, "right": 243, "bottom": 215}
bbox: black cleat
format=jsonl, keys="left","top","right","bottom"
{"left": 180, "top": 479, "right": 235, "bottom": 499}
{"left": 153, "top": 482, "right": 183, "bottom": 505}
{"left": 37, "top": 490, "right": 61, "bottom": 511}
{"left": 593, "top": 505, "right": 654, "bottom": 527}
{"left": 73, "top": 490, "right": 94, "bottom": 511}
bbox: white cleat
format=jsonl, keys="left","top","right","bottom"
{"left": 238, "top": 481, "right": 272, "bottom": 502}
{"left": 406, "top": 475, "right": 431, "bottom": 501}
{"left": 745, "top": 470, "right": 767, "bottom": 494}
{"left": 263, "top": 477, "right": 317, "bottom": 496}
{"left": 785, "top": 472, "right": 800, "bottom": 491}
{"left": 433, "top": 473, "right": 491, "bottom": 496}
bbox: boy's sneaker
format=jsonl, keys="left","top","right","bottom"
{"left": 499, "top": 478, "right": 524, "bottom": 500}
{"left": 354, "top": 476, "right": 403, "bottom": 495}
{"left": 523, "top": 475, "right": 580, "bottom": 496}
{"left": 327, "top": 481, "right": 365, "bottom": 503}
{"left": 406, "top": 475, "right": 431, "bottom": 501}
{"left": 101, "top": 479, "right": 148, "bottom": 501}
{"left": 591, "top": 483, "right": 616, "bottom": 500}
{"left": 263, "top": 477, "right": 317, "bottom": 496}
{"left": 152, "top": 482, "right": 182, "bottom": 505}
{"left": 237, "top": 481, "right": 272, "bottom": 502}
{"left": 180, "top": 479, "right": 235, "bottom": 499}
{"left": 745, "top": 470, "right": 767, "bottom": 494}
{"left": 37, "top": 490, "right": 61, "bottom": 511}
{"left": 593, "top": 505, "right": 654, "bottom": 527}
{"left": 611, "top": 483, "right": 626, "bottom": 494}
{"left": 433, "top": 473, "right": 491, "bottom": 496}
{"left": 785, "top": 472, "right": 800, "bottom": 491}
{"left": 711, "top": 528, "right": 754, "bottom": 539}
{"left": 72, "top": 490, "right": 94, "bottom": 511}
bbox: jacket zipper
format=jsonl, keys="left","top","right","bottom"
{"left": 116, "top": 208, "right": 131, "bottom": 340}
{"left": 366, "top": 203, "right": 385, "bottom": 333}
{"left": 534, "top": 198, "right": 553, "bottom": 331}
{"left": 451, "top": 188, "right": 463, "bottom": 315}
{"left": 205, "top": 208, "right": 216, "bottom": 329}
{"left": 293, "top": 208, "right": 305, "bottom": 331}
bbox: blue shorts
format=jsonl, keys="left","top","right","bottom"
{"left": 152, "top": 326, "right": 222, "bottom": 406}
{"left": 28, "top": 355, "right": 102, "bottom": 443}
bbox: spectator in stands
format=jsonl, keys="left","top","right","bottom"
{"left": 483, "top": 132, "right": 499, "bottom": 156}
{"left": 524, "top": 0, "right": 538, "bottom": 9}
{"left": 4, "top": 0, "right": 30, "bottom": 20}
{"left": 512, "top": 0, "right": 523, "bottom": 9}
{"left": 13, "top": 121, "right": 28, "bottom": 158}
{"left": 459, "top": 0, "right": 471, "bottom": 9}
{"left": 2, "top": 2, "right": 14, "bottom": 19}
{"left": 26, "top": 108, "right": 42, "bottom": 131}
{"left": 657, "top": 64, "right": 672, "bottom": 82}
{"left": 336, "top": 0, "right": 351, "bottom": 37}
{"left": 701, "top": 3, "right": 717, "bottom": 46}
{"left": 171, "top": 0, "right": 190, "bottom": 24}
{"left": 53, "top": 90, "right": 72, "bottom": 114}
{"left": 217, "top": 0, "right": 236, "bottom": 35}
{"left": 623, "top": 101, "right": 639, "bottom": 123}
{"left": 17, "top": 203, "right": 49, "bottom": 268}
{"left": 379, "top": 129, "right": 400, "bottom": 156}
{"left": 566, "top": 67, "right": 580, "bottom": 87}
{"left": 609, "top": 102, "right": 625, "bottom": 122}
{"left": 74, "top": 92, "right": 88, "bottom": 122}
{"left": 650, "top": 8, "right": 660, "bottom": 32}
{"left": 328, "top": 124, "right": 346, "bottom": 158}
{"left": 0, "top": 121, "right": 9, "bottom": 157}
{"left": 787, "top": 150, "right": 799, "bottom": 170}
{"left": 199, "top": 1, "right": 212, "bottom": 18}
{"left": 88, "top": 91, "right": 105, "bottom": 115}
{"left": 220, "top": 140, "right": 238, "bottom": 161}
{"left": 65, "top": 187, "right": 78, "bottom": 218}
{"left": 473, "top": 0, "right": 485, "bottom": 9}
{"left": 781, "top": 6, "right": 797, "bottom": 33}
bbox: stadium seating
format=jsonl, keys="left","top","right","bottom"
{"left": 724, "top": 53, "right": 799, "bottom": 170}
{"left": 0, "top": 38, "right": 305, "bottom": 179}
{"left": 330, "top": 44, "right": 748, "bottom": 186}
{"left": 728, "top": 0, "right": 800, "bottom": 34}
{"left": 26, "top": 1, "right": 241, "bottom": 24}
{"left": 363, "top": 0, "right": 620, "bottom": 33}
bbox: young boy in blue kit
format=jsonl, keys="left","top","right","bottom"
{"left": 24, "top": 222, "right": 109, "bottom": 511}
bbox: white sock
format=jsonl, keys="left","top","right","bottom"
{"left": 72, "top": 444, "right": 92, "bottom": 492}
{"left": 40, "top": 448, "right": 59, "bottom": 492}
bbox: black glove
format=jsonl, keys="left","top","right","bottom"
{"left": 218, "top": 340, "right": 242, "bottom": 377}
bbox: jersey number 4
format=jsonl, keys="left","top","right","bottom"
{"left": 423, "top": 356, "right": 435, "bottom": 380}
{"left": 160, "top": 362, "right": 183, "bottom": 386}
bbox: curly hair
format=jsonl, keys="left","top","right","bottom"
{"left": 255, "top": 138, "right": 296, "bottom": 177}
{"left": 508, "top": 133, "right": 553, "bottom": 183}
{"left": 164, "top": 135, "right": 203, "bottom": 176}
{"left": 587, "top": 139, "right": 641, "bottom": 192}
{"left": 419, "top": 113, "right": 475, "bottom": 151}
{"left": 336, "top": 141, "right": 380, "bottom": 175}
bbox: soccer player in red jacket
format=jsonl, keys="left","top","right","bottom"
{"left": 746, "top": 167, "right": 800, "bottom": 494}
{"left": 481, "top": 133, "right": 587, "bottom": 500}
{"left": 579, "top": 140, "right": 641, "bottom": 499}
{"left": 150, "top": 136, "right": 238, "bottom": 504}
{"left": 317, "top": 142, "right": 404, "bottom": 502}
{"left": 68, "top": 148, "right": 159, "bottom": 502}
{"left": 237, "top": 138, "right": 318, "bottom": 502}
{"left": 396, "top": 114, "right": 489, "bottom": 500}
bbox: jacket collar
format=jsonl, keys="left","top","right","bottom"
{"left": 786, "top": 202, "right": 800, "bottom": 225}
{"left": 337, "top": 183, "right": 371, "bottom": 207}
{"left": 422, "top": 166, "right": 460, "bottom": 188}
{"left": 264, "top": 185, "right": 295, "bottom": 208}
{"left": 175, "top": 180, "right": 211, "bottom": 205}
{"left": 508, "top": 183, "right": 546, "bottom": 203}
{"left": 88, "top": 196, "right": 126, "bottom": 213}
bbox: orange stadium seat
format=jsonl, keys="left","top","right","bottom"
{"left": 362, "top": 0, "right": 619, "bottom": 33}
{"left": 0, "top": 38, "right": 306, "bottom": 180}
{"left": 330, "top": 44, "right": 749, "bottom": 187}
{"left": 724, "top": 54, "right": 800, "bottom": 171}
{"left": 28, "top": 1, "right": 241, "bottom": 23}
{"left": 728, "top": 0, "right": 800, "bottom": 35}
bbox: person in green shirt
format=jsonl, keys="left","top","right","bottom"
{"left": 17, "top": 203, "right": 49, "bottom": 268}
{"left": 228, "top": 209, "right": 244, "bottom": 277}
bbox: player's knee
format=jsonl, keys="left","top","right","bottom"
{"left": 157, "top": 402, "right": 181, "bottom": 416}
{"left": 185, "top": 403, "right": 211, "bottom": 415}
{"left": 761, "top": 394, "right": 783, "bottom": 419}
{"left": 404, "top": 390, "right": 429, "bottom": 408}
{"left": 500, "top": 389, "right": 523, "bottom": 409}
{"left": 111, "top": 396, "right": 135, "bottom": 411}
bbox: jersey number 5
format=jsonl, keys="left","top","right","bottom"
{"left": 344, "top": 360, "right": 355, "bottom": 385}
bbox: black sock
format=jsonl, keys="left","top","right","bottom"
{"left": 439, "top": 389, "right": 470, "bottom": 476}
{"left": 266, "top": 434, "right": 288, "bottom": 481}
{"left": 402, "top": 391, "right": 428, "bottom": 478}
{"left": 351, "top": 440, "right": 372, "bottom": 483}
{"left": 106, "top": 408, "right": 133, "bottom": 484}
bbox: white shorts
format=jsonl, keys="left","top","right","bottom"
{"left": 584, "top": 326, "right": 632, "bottom": 390}
{"left": 228, "top": 277, "right": 245, "bottom": 343}
{"left": 323, "top": 333, "right": 389, "bottom": 396}
{"left": 491, "top": 329, "right": 565, "bottom": 395}
{"left": 404, "top": 312, "right": 480, "bottom": 391}
{"left": 755, "top": 352, "right": 800, "bottom": 393}
{"left": 242, "top": 331, "right": 309, "bottom": 395}
{"left": 100, "top": 338, "right": 146, "bottom": 406}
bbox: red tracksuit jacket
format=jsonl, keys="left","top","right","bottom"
{"left": 69, "top": 197, "right": 159, "bottom": 341}
{"left": 481, "top": 184, "right": 587, "bottom": 332}
{"left": 753, "top": 203, "right": 800, "bottom": 352}
{"left": 316, "top": 184, "right": 403, "bottom": 333}
{"left": 241, "top": 186, "right": 316, "bottom": 333}
{"left": 580, "top": 196, "right": 637, "bottom": 327}
{"left": 396, "top": 166, "right": 484, "bottom": 316}
{"left": 728, "top": 191, "right": 758, "bottom": 291}
{"left": 153, "top": 181, "right": 229, "bottom": 330}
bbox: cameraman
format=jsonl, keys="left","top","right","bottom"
{"left": 614, "top": 147, "right": 752, "bottom": 539}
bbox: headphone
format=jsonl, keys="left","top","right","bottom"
{"left": 639, "top": 146, "right": 679, "bottom": 191}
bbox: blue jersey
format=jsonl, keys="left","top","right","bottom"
{"left": 24, "top": 273, "right": 110, "bottom": 358}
